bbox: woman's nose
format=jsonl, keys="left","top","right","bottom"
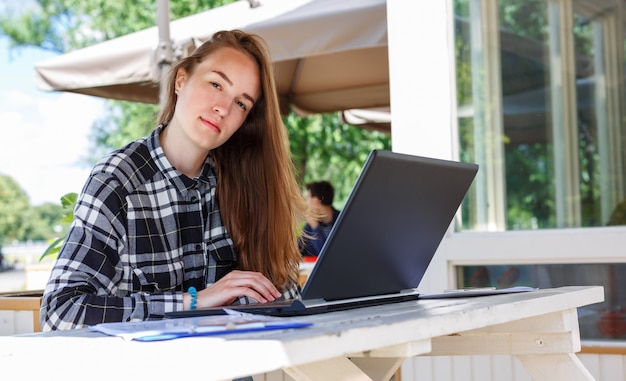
{"left": 212, "top": 95, "right": 231, "bottom": 116}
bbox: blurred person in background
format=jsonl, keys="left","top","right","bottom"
{"left": 299, "top": 181, "right": 340, "bottom": 257}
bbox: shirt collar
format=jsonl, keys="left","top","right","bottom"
{"left": 148, "top": 124, "right": 217, "bottom": 196}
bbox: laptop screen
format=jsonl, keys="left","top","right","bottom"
{"left": 301, "top": 150, "right": 478, "bottom": 301}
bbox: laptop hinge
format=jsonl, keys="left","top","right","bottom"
{"left": 401, "top": 288, "right": 419, "bottom": 294}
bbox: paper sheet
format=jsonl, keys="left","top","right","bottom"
{"left": 89, "top": 312, "right": 312, "bottom": 341}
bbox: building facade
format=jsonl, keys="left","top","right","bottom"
{"left": 387, "top": 1, "right": 626, "bottom": 379}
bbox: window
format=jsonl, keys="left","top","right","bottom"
{"left": 457, "top": 263, "right": 626, "bottom": 342}
{"left": 454, "top": 0, "right": 625, "bottom": 231}
{"left": 450, "top": 0, "right": 626, "bottom": 347}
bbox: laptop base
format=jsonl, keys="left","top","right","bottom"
{"left": 166, "top": 290, "right": 421, "bottom": 318}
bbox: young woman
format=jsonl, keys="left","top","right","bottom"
{"left": 40, "top": 30, "right": 307, "bottom": 331}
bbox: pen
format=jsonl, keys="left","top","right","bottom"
{"left": 443, "top": 287, "right": 496, "bottom": 293}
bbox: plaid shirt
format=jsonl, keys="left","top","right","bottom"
{"left": 41, "top": 125, "right": 296, "bottom": 331}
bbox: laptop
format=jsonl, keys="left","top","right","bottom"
{"left": 166, "top": 150, "right": 479, "bottom": 318}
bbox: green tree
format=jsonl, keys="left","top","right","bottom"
{"left": 0, "top": 174, "right": 30, "bottom": 244}
{"left": 0, "top": 0, "right": 232, "bottom": 53}
{"left": 287, "top": 112, "right": 390, "bottom": 207}
{"left": 0, "top": 174, "right": 67, "bottom": 244}
{"left": 21, "top": 202, "right": 69, "bottom": 242}
{"left": 87, "top": 101, "right": 160, "bottom": 163}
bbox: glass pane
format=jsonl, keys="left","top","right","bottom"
{"left": 457, "top": 263, "right": 626, "bottom": 342}
{"left": 453, "top": 0, "right": 625, "bottom": 231}
{"left": 573, "top": 13, "right": 600, "bottom": 226}
{"left": 498, "top": 0, "right": 554, "bottom": 229}
{"left": 572, "top": 10, "right": 626, "bottom": 227}
{"left": 453, "top": 0, "right": 475, "bottom": 230}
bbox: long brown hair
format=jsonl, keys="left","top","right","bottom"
{"left": 158, "top": 30, "right": 306, "bottom": 289}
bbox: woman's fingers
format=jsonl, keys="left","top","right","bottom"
{"left": 194, "top": 270, "right": 282, "bottom": 309}
{"left": 224, "top": 270, "right": 282, "bottom": 300}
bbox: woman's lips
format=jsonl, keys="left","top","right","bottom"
{"left": 201, "top": 117, "right": 221, "bottom": 133}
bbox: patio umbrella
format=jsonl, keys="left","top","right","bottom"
{"left": 34, "top": 0, "right": 389, "bottom": 115}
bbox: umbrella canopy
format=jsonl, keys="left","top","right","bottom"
{"left": 34, "top": 0, "right": 389, "bottom": 115}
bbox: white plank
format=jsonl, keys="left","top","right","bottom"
{"left": 0, "top": 310, "right": 16, "bottom": 335}
{"left": 349, "top": 358, "right": 404, "bottom": 381}
{"left": 350, "top": 339, "right": 431, "bottom": 358}
{"left": 516, "top": 353, "right": 595, "bottom": 380}
{"left": 511, "top": 355, "right": 533, "bottom": 381}
{"left": 492, "top": 355, "right": 514, "bottom": 381}
{"left": 450, "top": 356, "right": 472, "bottom": 381}
{"left": 471, "top": 355, "right": 492, "bottom": 381}
{"left": 430, "top": 331, "right": 578, "bottom": 355}
{"left": 400, "top": 357, "right": 422, "bottom": 381}
{"left": 432, "top": 356, "right": 453, "bottom": 380}
{"left": 460, "top": 309, "right": 578, "bottom": 333}
{"left": 252, "top": 370, "right": 291, "bottom": 381}
{"left": 578, "top": 354, "right": 601, "bottom": 380}
{"left": 14, "top": 310, "right": 35, "bottom": 334}
{"left": 600, "top": 354, "right": 624, "bottom": 381}
{"left": 284, "top": 357, "right": 372, "bottom": 381}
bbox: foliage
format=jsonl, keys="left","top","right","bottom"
{"left": 0, "top": 174, "right": 31, "bottom": 244}
{"left": 287, "top": 112, "right": 391, "bottom": 207}
{"left": 87, "top": 101, "right": 159, "bottom": 164}
{"left": 497, "top": 0, "right": 548, "bottom": 41}
{"left": 21, "top": 202, "right": 68, "bottom": 241}
{"left": 40, "top": 192, "right": 77, "bottom": 261}
{"left": 286, "top": 112, "right": 390, "bottom": 207}
{"left": 0, "top": 0, "right": 232, "bottom": 53}
{"left": 505, "top": 143, "right": 555, "bottom": 229}
{"left": 0, "top": 174, "right": 69, "bottom": 245}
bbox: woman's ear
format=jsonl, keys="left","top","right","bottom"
{"left": 175, "top": 68, "right": 188, "bottom": 93}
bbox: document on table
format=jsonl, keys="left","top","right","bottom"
{"left": 89, "top": 310, "right": 312, "bottom": 342}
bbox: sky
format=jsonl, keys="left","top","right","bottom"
{"left": 0, "top": 38, "right": 106, "bottom": 206}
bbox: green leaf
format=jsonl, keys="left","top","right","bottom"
{"left": 60, "top": 192, "right": 78, "bottom": 208}
{"left": 40, "top": 236, "right": 65, "bottom": 261}
{"left": 39, "top": 192, "right": 78, "bottom": 261}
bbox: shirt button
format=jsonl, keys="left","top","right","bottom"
{"left": 191, "top": 196, "right": 197, "bottom": 202}
{"left": 195, "top": 244, "right": 202, "bottom": 251}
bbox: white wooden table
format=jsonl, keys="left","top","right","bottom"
{"left": 0, "top": 286, "right": 603, "bottom": 381}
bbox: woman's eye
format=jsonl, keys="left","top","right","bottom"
{"left": 210, "top": 81, "right": 221, "bottom": 90}
{"left": 236, "top": 100, "right": 248, "bottom": 111}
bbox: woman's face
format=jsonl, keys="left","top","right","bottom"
{"left": 171, "top": 46, "right": 261, "bottom": 153}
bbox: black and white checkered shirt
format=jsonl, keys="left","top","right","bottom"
{"left": 41, "top": 125, "right": 294, "bottom": 331}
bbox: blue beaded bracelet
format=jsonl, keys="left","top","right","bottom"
{"left": 188, "top": 286, "right": 197, "bottom": 310}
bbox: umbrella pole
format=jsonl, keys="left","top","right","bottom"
{"left": 157, "top": 0, "right": 174, "bottom": 108}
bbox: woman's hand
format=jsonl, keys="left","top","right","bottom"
{"left": 185, "top": 270, "right": 282, "bottom": 310}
